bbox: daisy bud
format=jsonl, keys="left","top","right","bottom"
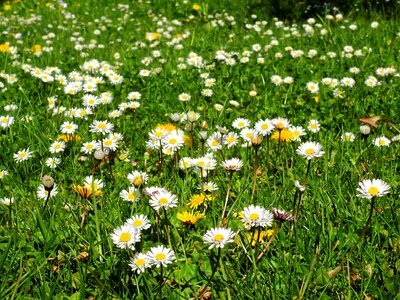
{"left": 360, "top": 125, "right": 371, "bottom": 136}
{"left": 42, "top": 175, "right": 54, "bottom": 191}
{"left": 94, "top": 149, "right": 105, "bottom": 160}
{"left": 198, "top": 131, "right": 208, "bottom": 141}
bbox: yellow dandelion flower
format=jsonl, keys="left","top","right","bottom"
{"left": 57, "top": 134, "right": 82, "bottom": 142}
{"left": 0, "top": 43, "right": 10, "bottom": 53}
{"left": 4, "top": 4, "right": 12, "bottom": 10}
{"left": 155, "top": 123, "right": 176, "bottom": 133}
{"left": 271, "top": 129, "right": 294, "bottom": 142}
{"left": 72, "top": 185, "right": 102, "bottom": 200}
{"left": 187, "top": 193, "right": 214, "bottom": 210}
{"left": 32, "top": 44, "right": 42, "bottom": 55}
{"left": 192, "top": 4, "right": 201, "bottom": 11}
{"left": 177, "top": 211, "right": 205, "bottom": 226}
{"left": 247, "top": 230, "right": 274, "bottom": 246}
{"left": 183, "top": 135, "right": 192, "bottom": 146}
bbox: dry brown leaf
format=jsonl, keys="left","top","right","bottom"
{"left": 359, "top": 116, "right": 382, "bottom": 128}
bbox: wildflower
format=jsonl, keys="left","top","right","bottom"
{"left": 72, "top": 185, "right": 102, "bottom": 199}
{"left": 0, "top": 115, "right": 14, "bottom": 128}
{"left": 0, "top": 169, "right": 9, "bottom": 179}
{"left": 240, "top": 128, "right": 258, "bottom": 142}
{"left": 84, "top": 176, "right": 104, "bottom": 191}
{"left": 255, "top": 119, "right": 274, "bottom": 136}
{"left": 356, "top": 179, "right": 390, "bottom": 199}
{"left": 179, "top": 157, "right": 193, "bottom": 169}
{"left": 232, "top": 118, "right": 250, "bottom": 129}
{"left": 203, "top": 227, "right": 236, "bottom": 249}
{"left": 198, "top": 182, "right": 218, "bottom": 193}
{"left": 45, "top": 157, "right": 61, "bottom": 169}
{"left": 120, "top": 187, "right": 140, "bottom": 202}
{"left": 271, "top": 129, "right": 294, "bottom": 142}
{"left": 187, "top": 193, "right": 210, "bottom": 210}
{"left": 371, "top": 21, "right": 379, "bottom": 29}
{"left": 373, "top": 136, "right": 391, "bottom": 147}
{"left": 102, "top": 137, "right": 119, "bottom": 151}
{"left": 149, "top": 190, "right": 178, "bottom": 211}
{"left": 89, "top": 120, "right": 114, "bottom": 135}
{"left": 127, "top": 171, "right": 148, "bottom": 187}
{"left": 272, "top": 117, "right": 290, "bottom": 130}
{"left": 223, "top": 132, "right": 239, "bottom": 148}
{"left": 125, "top": 214, "right": 151, "bottom": 231}
{"left": 0, "top": 197, "right": 13, "bottom": 206}
{"left": 129, "top": 253, "right": 149, "bottom": 274}
{"left": 342, "top": 132, "right": 355, "bottom": 142}
{"left": 221, "top": 158, "right": 243, "bottom": 171}
{"left": 60, "top": 122, "right": 78, "bottom": 134}
{"left": 177, "top": 211, "right": 205, "bottom": 226}
{"left": 147, "top": 245, "right": 176, "bottom": 268}
{"left": 206, "top": 132, "right": 223, "bottom": 151}
{"left": 81, "top": 141, "right": 100, "bottom": 154}
{"left": 296, "top": 142, "right": 325, "bottom": 160}
{"left": 178, "top": 93, "right": 191, "bottom": 102}
{"left": 272, "top": 208, "right": 295, "bottom": 222}
{"left": 162, "top": 131, "right": 185, "bottom": 152}
{"left": 111, "top": 225, "right": 141, "bottom": 250}
{"left": 241, "top": 205, "right": 274, "bottom": 228}
{"left": 49, "top": 141, "right": 66, "bottom": 154}
{"left": 289, "top": 126, "right": 306, "bottom": 141}
{"left": 14, "top": 148, "right": 33, "bottom": 163}
{"left": 307, "top": 120, "right": 321, "bottom": 133}
{"left": 37, "top": 183, "right": 58, "bottom": 200}
{"left": 246, "top": 230, "right": 273, "bottom": 246}
{"left": 306, "top": 81, "right": 319, "bottom": 93}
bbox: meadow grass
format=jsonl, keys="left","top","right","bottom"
{"left": 0, "top": 0, "right": 399, "bottom": 299}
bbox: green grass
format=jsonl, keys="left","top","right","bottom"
{"left": 0, "top": 0, "right": 399, "bottom": 299}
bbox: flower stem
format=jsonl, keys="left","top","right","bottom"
{"left": 221, "top": 172, "right": 233, "bottom": 224}
{"left": 251, "top": 147, "right": 259, "bottom": 201}
{"left": 256, "top": 222, "right": 280, "bottom": 264}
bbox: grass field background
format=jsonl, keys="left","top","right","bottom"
{"left": 0, "top": 0, "right": 399, "bottom": 299}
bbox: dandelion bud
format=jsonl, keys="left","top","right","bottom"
{"left": 94, "top": 149, "right": 105, "bottom": 160}
{"left": 360, "top": 125, "right": 371, "bottom": 136}
{"left": 42, "top": 175, "right": 54, "bottom": 190}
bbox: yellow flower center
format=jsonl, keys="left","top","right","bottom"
{"left": 227, "top": 137, "right": 235, "bottom": 144}
{"left": 159, "top": 197, "right": 168, "bottom": 205}
{"left": 211, "top": 140, "right": 219, "bottom": 147}
{"left": 238, "top": 122, "right": 244, "bottom": 127}
{"left": 135, "top": 258, "right": 145, "bottom": 267}
{"left": 155, "top": 253, "right": 166, "bottom": 261}
{"left": 249, "top": 213, "right": 260, "bottom": 221}
{"left": 261, "top": 124, "right": 269, "bottom": 130}
{"left": 128, "top": 193, "right": 136, "bottom": 201}
{"left": 276, "top": 122, "right": 284, "bottom": 129}
{"left": 19, "top": 153, "right": 27, "bottom": 158}
{"left": 119, "top": 232, "right": 131, "bottom": 242}
{"left": 310, "top": 124, "right": 317, "bottom": 129}
{"left": 133, "top": 219, "right": 143, "bottom": 227}
{"left": 197, "top": 161, "right": 205, "bottom": 168}
{"left": 169, "top": 138, "right": 177, "bottom": 145}
{"left": 98, "top": 123, "right": 106, "bottom": 129}
{"left": 378, "top": 139, "right": 385, "bottom": 145}
{"left": 213, "top": 234, "right": 224, "bottom": 242}
{"left": 134, "top": 177, "right": 142, "bottom": 186}
{"left": 368, "top": 186, "right": 379, "bottom": 196}
{"left": 305, "top": 148, "right": 315, "bottom": 155}
{"left": 104, "top": 140, "right": 112, "bottom": 147}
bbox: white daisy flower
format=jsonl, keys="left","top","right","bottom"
{"left": 356, "top": 179, "right": 390, "bottom": 199}
{"left": 203, "top": 227, "right": 236, "bottom": 249}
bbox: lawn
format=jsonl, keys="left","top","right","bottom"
{"left": 0, "top": 0, "right": 399, "bottom": 299}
